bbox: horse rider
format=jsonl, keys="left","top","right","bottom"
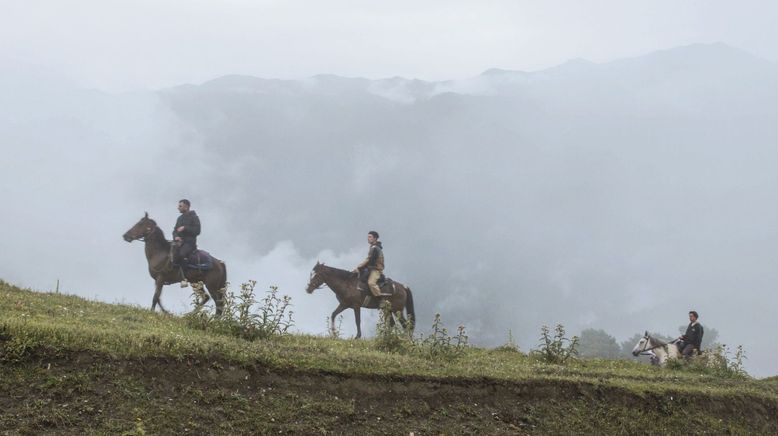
{"left": 172, "top": 199, "right": 201, "bottom": 268}
{"left": 353, "top": 230, "right": 390, "bottom": 306}
{"left": 677, "top": 310, "right": 704, "bottom": 359}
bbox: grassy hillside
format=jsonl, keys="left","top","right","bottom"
{"left": 1, "top": 280, "right": 777, "bottom": 434}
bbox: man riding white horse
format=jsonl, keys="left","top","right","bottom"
{"left": 676, "top": 310, "right": 704, "bottom": 359}
{"left": 632, "top": 310, "right": 705, "bottom": 365}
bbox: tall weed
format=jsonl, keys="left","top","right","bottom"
{"left": 184, "top": 281, "right": 293, "bottom": 341}
{"left": 532, "top": 324, "right": 579, "bottom": 364}
{"left": 373, "top": 303, "right": 468, "bottom": 361}
{"left": 374, "top": 301, "right": 413, "bottom": 353}
{"left": 493, "top": 329, "right": 521, "bottom": 353}
{"left": 416, "top": 313, "right": 468, "bottom": 361}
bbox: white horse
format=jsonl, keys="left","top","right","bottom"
{"left": 631, "top": 331, "right": 681, "bottom": 365}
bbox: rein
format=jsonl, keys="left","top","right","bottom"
{"left": 135, "top": 225, "right": 171, "bottom": 245}
{"left": 307, "top": 271, "right": 329, "bottom": 291}
{"left": 137, "top": 227, "right": 154, "bottom": 242}
{"left": 308, "top": 267, "right": 357, "bottom": 291}
{"left": 134, "top": 225, "right": 177, "bottom": 275}
{"left": 638, "top": 336, "right": 678, "bottom": 354}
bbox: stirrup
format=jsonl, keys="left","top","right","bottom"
{"left": 179, "top": 266, "right": 189, "bottom": 288}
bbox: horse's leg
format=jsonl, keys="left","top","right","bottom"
{"left": 151, "top": 279, "right": 168, "bottom": 314}
{"left": 205, "top": 262, "right": 226, "bottom": 317}
{"left": 197, "top": 258, "right": 227, "bottom": 317}
{"left": 397, "top": 312, "right": 408, "bottom": 330}
{"left": 388, "top": 300, "right": 398, "bottom": 328}
{"left": 330, "top": 303, "right": 348, "bottom": 337}
{"left": 657, "top": 349, "right": 668, "bottom": 366}
{"left": 193, "top": 281, "right": 210, "bottom": 309}
{"left": 353, "top": 307, "right": 362, "bottom": 339}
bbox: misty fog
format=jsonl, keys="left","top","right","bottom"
{"left": 1, "top": 43, "right": 777, "bottom": 376}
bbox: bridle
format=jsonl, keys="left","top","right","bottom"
{"left": 306, "top": 270, "right": 327, "bottom": 292}
{"left": 637, "top": 335, "right": 677, "bottom": 355}
{"left": 130, "top": 222, "right": 157, "bottom": 243}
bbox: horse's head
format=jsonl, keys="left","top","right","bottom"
{"left": 305, "top": 262, "right": 326, "bottom": 293}
{"left": 123, "top": 212, "right": 157, "bottom": 242}
{"left": 631, "top": 331, "right": 651, "bottom": 356}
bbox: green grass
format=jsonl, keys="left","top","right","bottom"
{"left": 2, "top": 280, "right": 778, "bottom": 434}
{"left": 1, "top": 280, "right": 773, "bottom": 392}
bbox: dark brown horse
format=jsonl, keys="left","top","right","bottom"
{"left": 305, "top": 262, "right": 415, "bottom": 339}
{"left": 123, "top": 213, "right": 226, "bottom": 315}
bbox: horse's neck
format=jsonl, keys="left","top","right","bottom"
{"left": 666, "top": 342, "right": 680, "bottom": 358}
{"left": 144, "top": 227, "right": 171, "bottom": 260}
{"left": 321, "top": 267, "right": 356, "bottom": 295}
{"left": 651, "top": 338, "right": 678, "bottom": 362}
{"left": 652, "top": 341, "right": 668, "bottom": 359}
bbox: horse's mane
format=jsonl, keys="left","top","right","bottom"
{"left": 647, "top": 335, "right": 676, "bottom": 349}
{"left": 649, "top": 336, "right": 668, "bottom": 346}
{"left": 320, "top": 264, "right": 355, "bottom": 280}
{"left": 146, "top": 223, "right": 171, "bottom": 248}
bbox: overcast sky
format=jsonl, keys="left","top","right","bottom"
{"left": 2, "top": 0, "right": 778, "bottom": 90}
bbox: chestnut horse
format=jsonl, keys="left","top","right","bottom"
{"left": 123, "top": 213, "right": 226, "bottom": 315}
{"left": 305, "top": 262, "right": 415, "bottom": 339}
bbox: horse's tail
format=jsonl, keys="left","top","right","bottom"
{"left": 219, "top": 260, "right": 228, "bottom": 293}
{"left": 405, "top": 287, "right": 415, "bottom": 332}
{"left": 215, "top": 260, "right": 227, "bottom": 316}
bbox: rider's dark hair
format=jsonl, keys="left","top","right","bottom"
{"left": 689, "top": 310, "right": 699, "bottom": 319}
{"left": 179, "top": 199, "right": 191, "bottom": 207}
{"left": 368, "top": 231, "right": 379, "bottom": 239}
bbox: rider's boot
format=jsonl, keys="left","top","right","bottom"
{"left": 179, "top": 266, "right": 189, "bottom": 288}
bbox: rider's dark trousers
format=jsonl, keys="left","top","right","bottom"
{"left": 174, "top": 241, "right": 197, "bottom": 266}
{"left": 681, "top": 343, "right": 698, "bottom": 358}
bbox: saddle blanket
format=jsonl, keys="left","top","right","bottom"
{"left": 185, "top": 250, "right": 214, "bottom": 271}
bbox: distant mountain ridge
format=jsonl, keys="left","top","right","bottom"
{"left": 165, "top": 43, "right": 776, "bottom": 104}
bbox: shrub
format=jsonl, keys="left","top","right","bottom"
{"left": 374, "top": 301, "right": 413, "bottom": 353}
{"left": 184, "top": 281, "right": 294, "bottom": 341}
{"left": 373, "top": 304, "right": 468, "bottom": 361}
{"left": 667, "top": 344, "right": 749, "bottom": 379}
{"left": 532, "top": 324, "right": 579, "bottom": 364}
{"left": 0, "top": 331, "right": 37, "bottom": 362}
{"left": 415, "top": 313, "right": 468, "bottom": 361}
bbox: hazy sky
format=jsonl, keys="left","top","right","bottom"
{"left": 2, "top": 0, "right": 778, "bottom": 90}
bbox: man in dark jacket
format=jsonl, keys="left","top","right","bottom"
{"left": 678, "top": 310, "right": 704, "bottom": 358}
{"left": 172, "top": 199, "right": 201, "bottom": 267}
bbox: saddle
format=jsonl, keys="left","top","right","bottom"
{"left": 357, "top": 269, "right": 396, "bottom": 296}
{"left": 358, "top": 268, "right": 387, "bottom": 284}
{"left": 182, "top": 250, "right": 214, "bottom": 271}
